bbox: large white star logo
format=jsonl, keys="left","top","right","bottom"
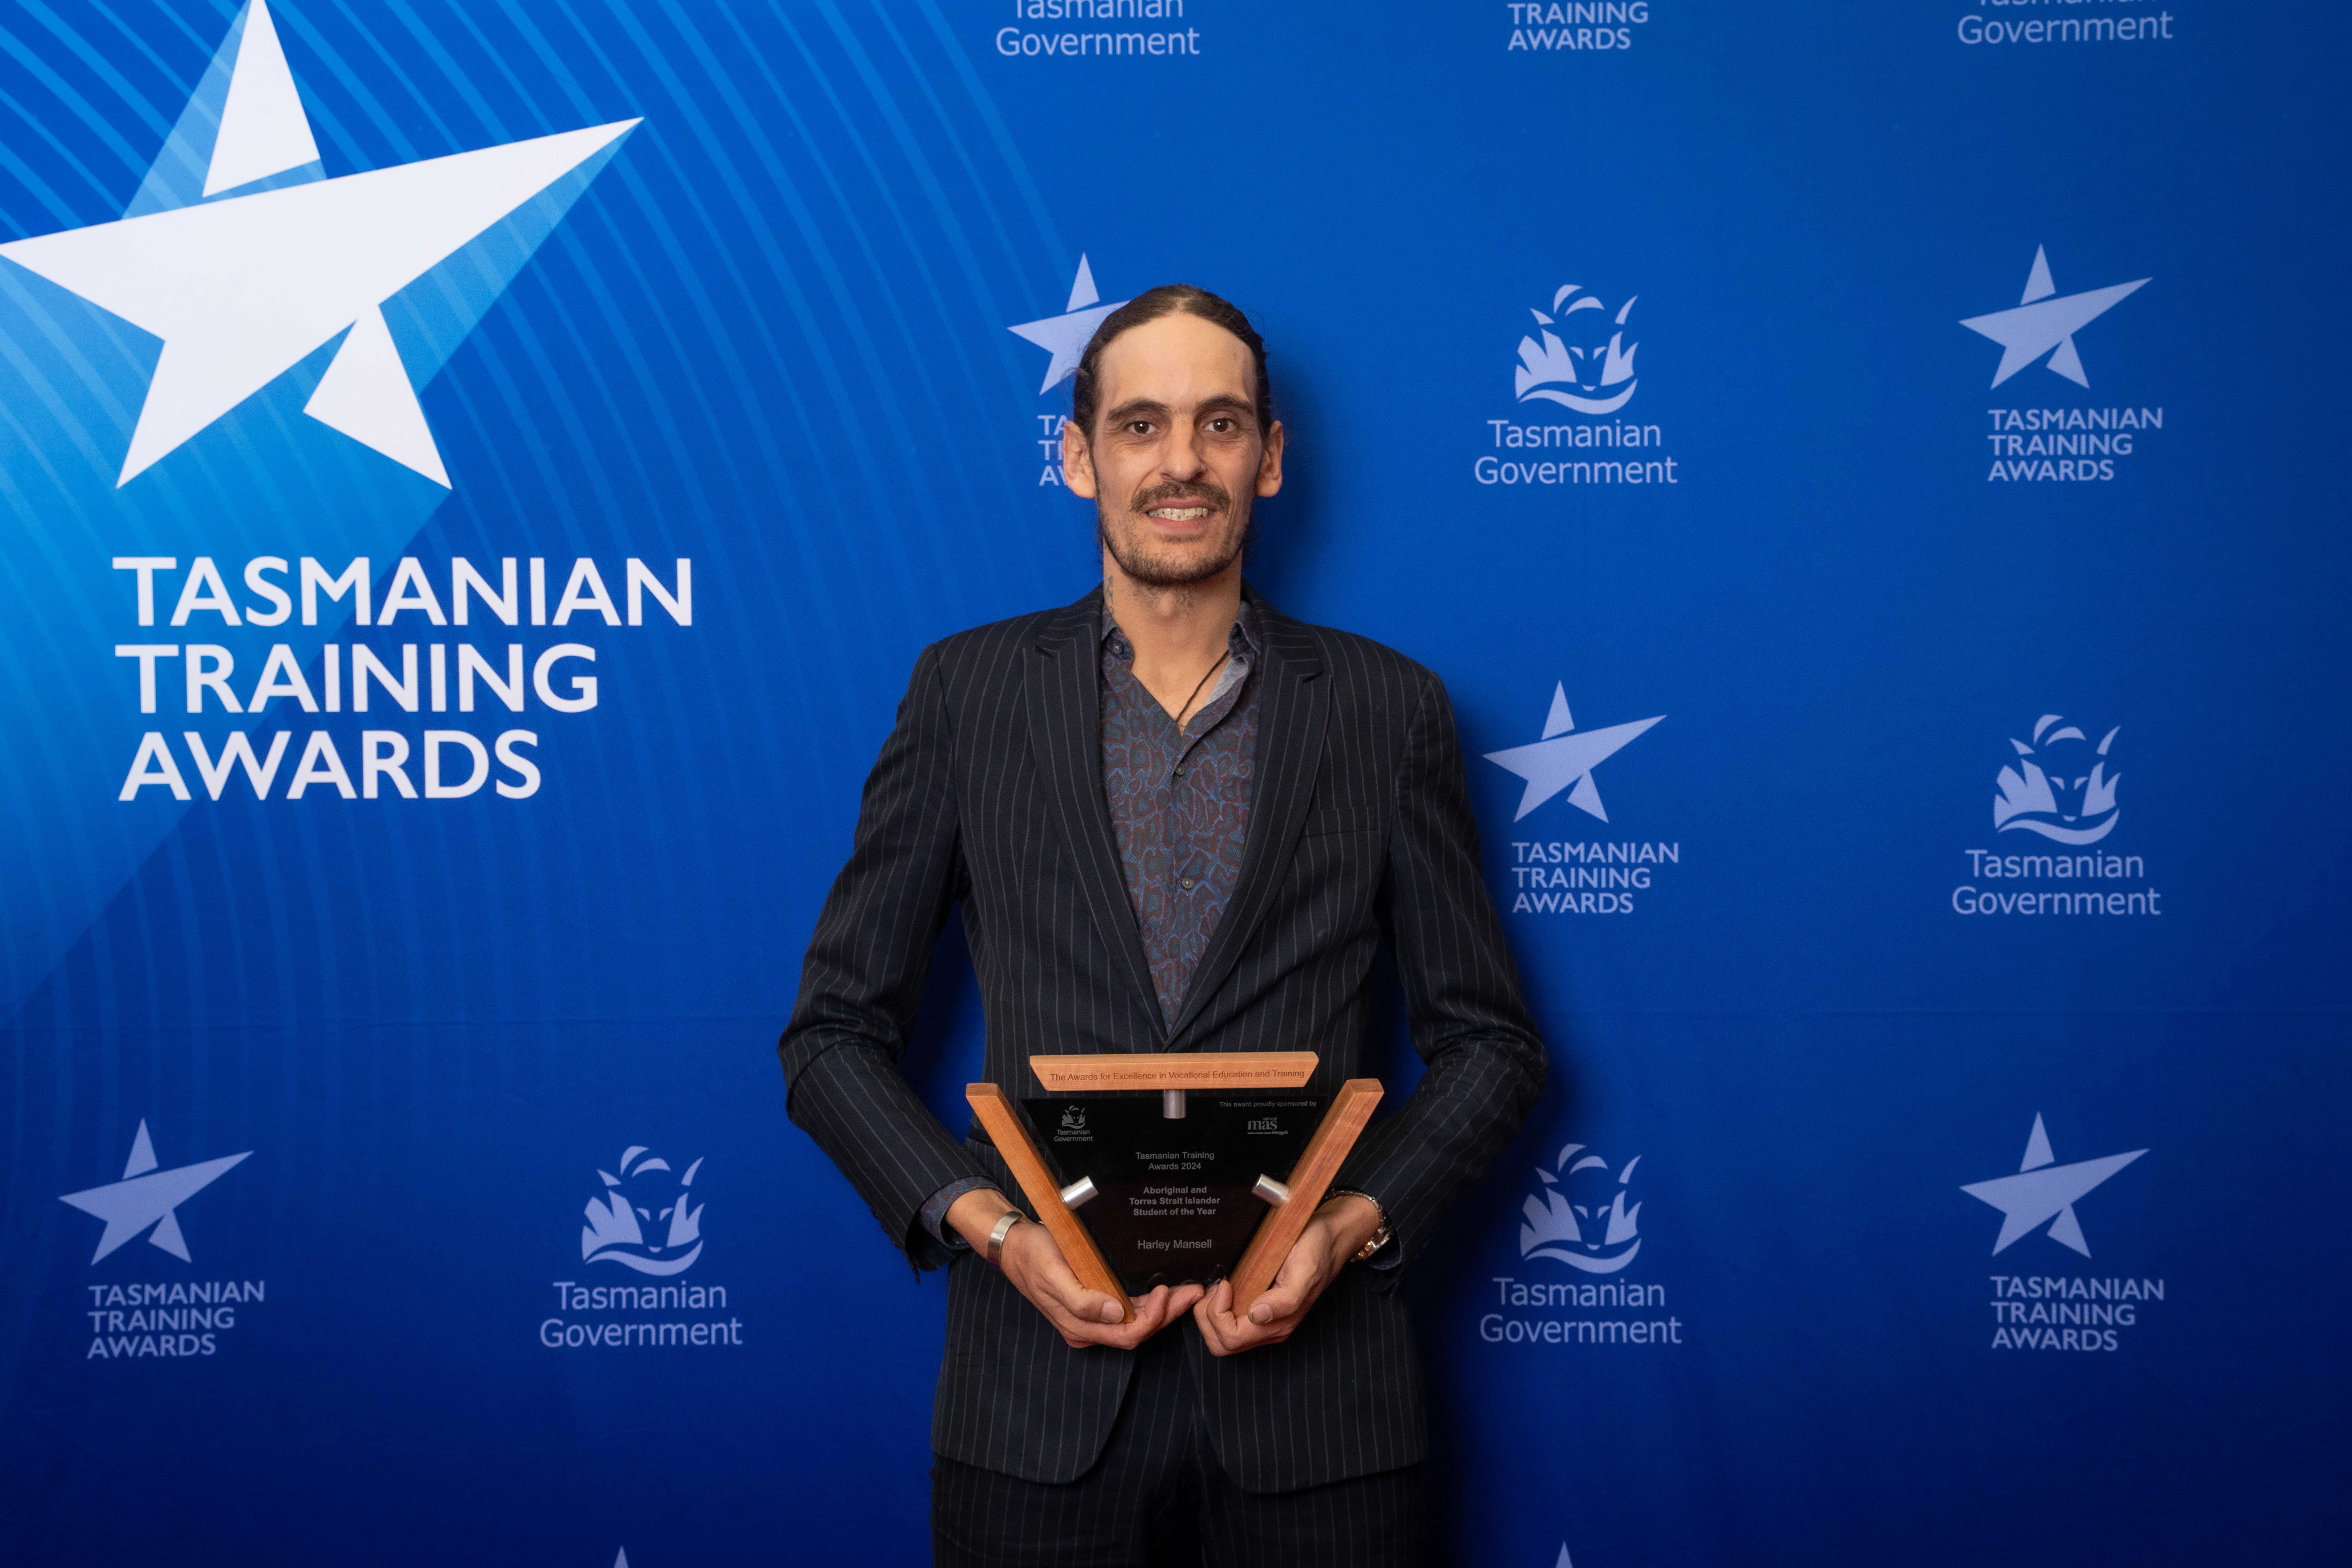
{"left": 57, "top": 1120, "right": 251, "bottom": 1264}
{"left": 1959, "top": 245, "right": 2149, "bottom": 390}
{"left": 1960, "top": 1114, "right": 2146, "bottom": 1257}
{"left": 1008, "top": 254, "right": 1128, "bottom": 393}
{"left": 0, "top": 0, "right": 636, "bottom": 489}
{"left": 1482, "top": 683, "right": 1663, "bottom": 823}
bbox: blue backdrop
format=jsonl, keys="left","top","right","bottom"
{"left": 2, "top": 2, "right": 2346, "bottom": 1564}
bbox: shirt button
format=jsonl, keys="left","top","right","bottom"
{"left": 1180, "top": 877, "right": 1196, "bottom": 891}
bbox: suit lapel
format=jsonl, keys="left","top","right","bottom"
{"left": 1025, "top": 589, "right": 1167, "bottom": 1045}
{"left": 1166, "top": 591, "right": 1328, "bottom": 1047}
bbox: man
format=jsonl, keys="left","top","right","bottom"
{"left": 779, "top": 285, "right": 1544, "bottom": 1566}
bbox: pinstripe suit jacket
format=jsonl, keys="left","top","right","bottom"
{"left": 778, "top": 585, "right": 1545, "bottom": 1491}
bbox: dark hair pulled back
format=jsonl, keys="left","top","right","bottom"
{"left": 1068, "top": 283, "right": 1275, "bottom": 439}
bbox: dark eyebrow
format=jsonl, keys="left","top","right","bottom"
{"left": 1101, "top": 393, "right": 1258, "bottom": 429}
{"left": 1103, "top": 398, "right": 1171, "bottom": 427}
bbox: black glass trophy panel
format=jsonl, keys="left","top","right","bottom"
{"left": 1023, "top": 1095, "right": 1325, "bottom": 1295}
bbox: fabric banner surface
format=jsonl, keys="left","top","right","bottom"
{"left": 0, "top": 2, "right": 2344, "bottom": 1564}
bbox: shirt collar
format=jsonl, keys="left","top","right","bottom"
{"left": 1100, "top": 596, "right": 1260, "bottom": 661}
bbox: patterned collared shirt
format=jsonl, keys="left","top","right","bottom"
{"left": 1097, "top": 603, "right": 1261, "bottom": 1025}
{"left": 919, "top": 602, "right": 1262, "bottom": 1253}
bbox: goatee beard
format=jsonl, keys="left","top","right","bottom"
{"left": 1098, "top": 480, "right": 1248, "bottom": 592}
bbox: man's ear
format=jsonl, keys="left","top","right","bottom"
{"left": 1255, "top": 420, "right": 1286, "bottom": 498}
{"left": 1062, "top": 420, "right": 1099, "bottom": 499}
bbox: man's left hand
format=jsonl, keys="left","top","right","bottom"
{"left": 1193, "top": 1193, "right": 1383, "bottom": 1356}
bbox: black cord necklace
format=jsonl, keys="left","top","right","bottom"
{"left": 1172, "top": 646, "right": 1232, "bottom": 730}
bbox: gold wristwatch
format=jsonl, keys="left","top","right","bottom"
{"left": 1324, "top": 1188, "right": 1391, "bottom": 1262}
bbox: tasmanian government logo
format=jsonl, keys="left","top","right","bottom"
{"left": 547, "top": 1144, "right": 740, "bottom": 1351}
{"left": 1962, "top": 247, "right": 2160, "bottom": 482}
{"left": 1955, "top": 8, "right": 2175, "bottom": 48}
{"left": 1011, "top": 253, "right": 1129, "bottom": 486}
{"left": 1518, "top": 284, "right": 1639, "bottom": 413}
{"left": 1952, "top": 713, "right": 2161, "bottom": 918}
{"left": 1521, "top": 1143, "right": 1642, "bottom": 1272}
{"left": 582, "top": 1145, "right": 705, "bottom": 1276}
{"left": 1996, "top": 712, "right": 2120, "bottom": 844}
{"left": 994, "top": 2, "right": 1202, "bottom": 62}
{"left": 0, "top": 0, "right": 637, "bottom": 490}
{"left": 1479, "top": 282, "right": 1676, "bottom": 488}
{"left": 58, "top": 1121, "right": 265, "bottom": 1360}
{"left": 1486, "top": 684, "right": 1677, "bottom": 916}
{"left": 1485, "top": 1140, "right": 1680, "bottom": 1348}
{"left": 1962, "top": 1115, "right": 2161, "bottom": 1352}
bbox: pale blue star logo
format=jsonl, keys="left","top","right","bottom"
{"left": 58, "top": 1121, "right": 250, "bottom": 1264}
{"left": 0, "top": 0, "right": 637, "bottom": 489}
{"left": 1482, "top": 684, "right": 1664, "bottom": 823}
{"left": 1961, "top": 1114, "right": 2146, "bottom": 1257}
{"left": 1008, "top": 254, "right": 1129, "bottom": 393}
{"left": 1960, "top": 246, "right": 2149, "bottom": 390}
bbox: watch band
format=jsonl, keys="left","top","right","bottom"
{"left": 984, "top": 1208, "right": 1025, "bottom": 1268}
{"left": 1323, "top": 1188, "right": 1392, "bottom": 1262}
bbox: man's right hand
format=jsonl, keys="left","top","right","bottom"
{"left": 947, "top": 1188, "right": 1203, "bottom": 1350}
{"left": 1000, "top": 1220, "right": 1204, "bottom": 1348}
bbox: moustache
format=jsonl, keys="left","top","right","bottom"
{"left": 1129, "top": 480, "right": 1232, "bottom": 516}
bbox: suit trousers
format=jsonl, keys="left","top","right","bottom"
{"left": 930, "top": 1324, "right": 1426, "bottom": 1568}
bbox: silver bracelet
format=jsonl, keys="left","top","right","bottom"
{"left": 984, "top": 1208, "right": 1025, "bottom": 1268}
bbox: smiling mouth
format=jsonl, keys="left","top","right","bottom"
{"left": 1147, "top": 504, "right": 1212, "bottom": 521}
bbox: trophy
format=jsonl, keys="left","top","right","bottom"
{"left": 967, "top": 1054, "right": 1382, "bottom": 1322}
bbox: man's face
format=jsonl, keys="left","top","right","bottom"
{"left": 1064, "top": 312, "right": 1284, "bottom": 590}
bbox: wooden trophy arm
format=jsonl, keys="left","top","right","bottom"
{"left": 1230, "top": 1078, "right": 1384, "bottom": 1312}
{"left": 964, "top": 1083, "right": 1133, "bottom": 1323}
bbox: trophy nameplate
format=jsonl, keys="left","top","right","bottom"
{"left": 967, "top": 1054, "right": 1382, "bottom": 1322}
